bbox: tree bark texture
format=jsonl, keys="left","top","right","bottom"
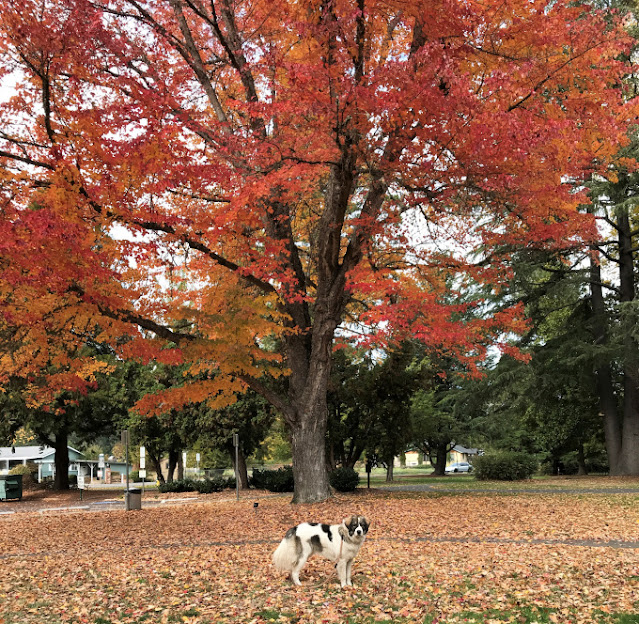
{"left": 167, "top": 449, "right": 179, "bottom": 483}
{"left": 617, "top": 211, "right": 639, "bottom": 474}
{"left": 431, "top": 445, "right": 448, "bottom": 476}
{"left": 385, "top": 461, "right": 394, "bottom": 482}
{"left": 229, "top": 444, "right": 250, "bottom": 489}
{"left": 53, "top": 429, "right": 70, "bottom": 490}
{"left": 589, "top": 252, "right": 622, "bottom": 473}
{"left": 149, "top": 450, "right": 165, "bottom": 484}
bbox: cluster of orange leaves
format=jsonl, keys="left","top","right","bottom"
{"left": 0, "top": 485, "right": 638, "bottom": 623}
{"left": 0, "top": 0, "right": 635, "bottom": 412}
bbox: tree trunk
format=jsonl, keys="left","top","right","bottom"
{"left": 576, "top": 443, "right": 588, "bottom": 476}
{"left": 617, "top": 211, "right": 639, "bottom": 474}
{"left": 53, "top": 428, "right": 70, "bottom": 490}
{"left": 385, "top": 461, "right": 394, "bottom": 482}
{"left": 290, "top": 401, "right": 332, "bottom": 503}
{"left": 167, "top": 449, "right": 179, "bottom": 482}
{"left": 177, "top": 451, "right": 184, "bottom": 481}
{"left": 283, "top": 312, "right": 337, "bottom": 503}
{"left": 431, "top": 446, "right": 447, "bottom": 476}
{"left": 149, "top": 450, "right": 165, "bottom": 483}
{"left": 229, "top": 445, "right": 250, "bottom": 489}
{"left": 342, "top": 443, "right": 365, "bottom": 470}
{"left": 589, "top": 250, "right": 622, "bottom": 473}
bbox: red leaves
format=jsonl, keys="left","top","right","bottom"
{"left": 0, "top": 0, "right": 634, "bottom": 415}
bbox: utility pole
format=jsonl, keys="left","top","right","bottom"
{"left": 122, "top": 429, "right": 130, "bottom": 511}
{"left": 233, "top": 433, "right": 239, "bottom": 501}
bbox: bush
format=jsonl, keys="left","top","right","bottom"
{"left": 158, "top": 477, "right": 236, "bottom": 494}
{"left": 250, "top": 466, "right": 294, "bottom": 492}
{"left": 130, "top": 470, "right": 154, "bottom": 483}
{"left": 196, "top": 477, "right": 235, "bottom": 493}
{"left": 473, "top": 451, "right": 538, "bottom": 481}
{"left": 329, "top": 467, "right": 360, "bottom": 492}
{"left": 157, "top": 478, "right": 198, "bottom": 493}
{"left": 9, "top": 463, "right": 37, "bottom": 489}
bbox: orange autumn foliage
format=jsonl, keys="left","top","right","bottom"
{"left": 0, "top": 0, "right": 634, "bottom": 499}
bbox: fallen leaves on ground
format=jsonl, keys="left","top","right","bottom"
{"left": 0, "top": 489, "right": 638, "bottom": 623}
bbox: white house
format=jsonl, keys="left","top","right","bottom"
{"left": 0, "top": 446, "right": 131, "bottom": 483}
{"left": 0, "top": 445, "right": 87, "bottom": 482}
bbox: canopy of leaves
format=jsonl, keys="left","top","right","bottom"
{"left": 0, "top": 0, "right": 633, "bottom": 416}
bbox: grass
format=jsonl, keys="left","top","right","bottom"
{"left": 365, "top": 467, "right": 639, "bottom": 491}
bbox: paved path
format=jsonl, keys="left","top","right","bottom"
{"left": 0, "top": 496, "right": 203, "bottom": 516}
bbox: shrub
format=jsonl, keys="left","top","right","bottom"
{"left": 196, "top": 477, "right": 235, "bottom": 493}
{"left": 130, "top": 470, "right": 154, "bottom": 483}
{"left": 473, "top": 451, "right": 538, "bottom": 481}
{"left": 329, "top": 467, "right": 360, "bottom": 492}
{"left": 157, "top": 478, "right": 198, "bottom": 493}
{"left": 9, "top": 463, "right": 37, "bottom": 489}
{"left": 158, "top": 477, "right": 236, "bottom": 494}
{"left": 250, "top": 466, "right": 294, "bottom": 492}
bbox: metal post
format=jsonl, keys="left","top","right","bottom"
{"left": 140, "top": 446, "right": 146, "bottom": 496}
{"left": 123, "top": 429, "right": 130, "bottom": 511}
{"left": 233, "top": 433, "right": 239, "bottom": 501}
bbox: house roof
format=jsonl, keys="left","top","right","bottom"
{"left": 452, "top": 445, "right": 479, "bottom": 455}
{"left": 0, "top": 445, "right": 84, "bottom": 461}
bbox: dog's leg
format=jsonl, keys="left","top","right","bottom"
{"left": 290, "top": 544, "right": 312, "bottom": 586}
{"left": 336, "top": 559, "right": 348, "bottom": 587}
{"left": 345, "top": 559, "right": 354, "bottom": 586}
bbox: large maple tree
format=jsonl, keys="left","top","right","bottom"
{"left": 0, "top": 0, "right": 633, "bottom": 502}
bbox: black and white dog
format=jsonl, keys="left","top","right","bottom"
{"left": 272, "top": 515, "right": 369, "bottom": 587}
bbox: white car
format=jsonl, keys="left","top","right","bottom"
{"left": 445, "top": 462, "right": 473, "bottom": 473}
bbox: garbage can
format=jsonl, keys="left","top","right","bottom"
{"left": 0, "top": 474, "right": 23, "bottom": 501}
{"left": 126, "top": 488, "right": 142, "bottom": 511}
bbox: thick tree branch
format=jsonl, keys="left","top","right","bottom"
{"left": 0, "top": 150, "right": 55, "bottom": 170}
{"left": 237, "top": 374, "right": 293, "bottom": 422}
{"left": 168, "top": 0, "right": 230, "bottom": 127}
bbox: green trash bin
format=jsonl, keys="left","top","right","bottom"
{"left": 0, "top": 474, "right": 23, "bottom": 501}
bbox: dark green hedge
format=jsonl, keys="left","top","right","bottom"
{"left": 473, "top": 451, "right": 538, "bottom": 481}
{"left": 157, "top": 477, "right": 235, "bottom": 493}
{"left": 329, "top": 467, "right": 360, "bottom": 492}
{"left": 250, "top": 466, "right": 294, "bottom": 492}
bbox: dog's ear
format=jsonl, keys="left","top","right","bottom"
{"left": 359, "top": 516, "right": 370, "bottom": 532}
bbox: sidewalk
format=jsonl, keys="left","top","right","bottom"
{"left": 0, "top": 486, "right": 202, "bottom": 515}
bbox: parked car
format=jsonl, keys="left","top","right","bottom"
{"left": 445, "top": 462, "right": 473, "bottom": 473}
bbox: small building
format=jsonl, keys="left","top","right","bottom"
{"left": 394, "top": 445, "right": 481, "bottom": 469}
{"left": 450, "top": 445, "right": 480, "bottom": 464}
{"left": 0, "top": 445, "right": 131, "bottom": 483}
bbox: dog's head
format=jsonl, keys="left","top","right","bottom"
{"left": 343, "top": 515, "right": 369, "bottom": 538}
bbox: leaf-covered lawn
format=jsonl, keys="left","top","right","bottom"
{"left": 1, "top": 490, "right": 638, "bottom": 623}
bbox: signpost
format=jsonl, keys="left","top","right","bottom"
{"left": 77, "top": 474, "right": 86, "bottom": 500}
{"left": 140, "top": 446, "right": 146, "bottom": 494}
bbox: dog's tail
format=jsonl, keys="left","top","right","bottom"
{"left": 272, "top": 531, "right": 298, "bottom": 573}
